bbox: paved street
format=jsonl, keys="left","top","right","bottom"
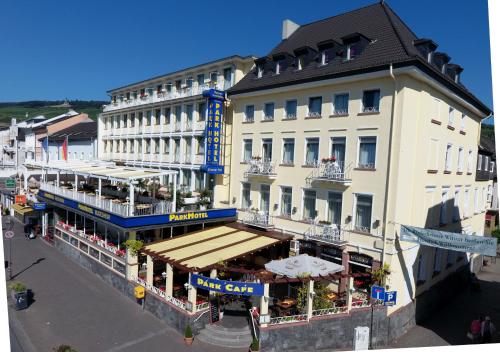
{"left": 388, "top": 251, "right": 500, "bottom": 348}
{"left": 3, "top": 219, "right": 243, "bottom": 352}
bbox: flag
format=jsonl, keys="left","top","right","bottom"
{"left": 62, "top": 136, "right": 68, "bottom": 161}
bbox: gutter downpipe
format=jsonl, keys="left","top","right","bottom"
{"left": 381, "top": 64, "right": 398, "bottom": 267}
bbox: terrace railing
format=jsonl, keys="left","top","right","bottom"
{"left": 245, "top": 159, "right": 276, "bottom": 178}
{"left": 307, "top": 161, "right": 352, "bottom": 185}
{"left": 304, "top": 223, "right": 349, "bottom": 245}
{"left": 269, "top": 314, "right": 308, "bottom": 325}
{"left": 41, "top": 182, "right": 172, "bottom": 217}
{"left": 241, "top": 211, "right": 274, "bottom": 229}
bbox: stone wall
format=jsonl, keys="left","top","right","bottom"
{"left": 259, "top": 306, "right": 389, "bottom": 352}
{"left": 54, "top": 238, "right": 209, "bottom": 335}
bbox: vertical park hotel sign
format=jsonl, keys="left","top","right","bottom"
{"left": 201, "top": 89, "right": 225, "bottom": 174}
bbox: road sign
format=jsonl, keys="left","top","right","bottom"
{"left": 384, "top": 291, "right": 397, "bottom": 306}
{"left": 5, "top": 179, "right": 15, "bottom": 188}
{"left": 4, "top": 231, "right": 14, "bottom": 239}
{"left": 33, "top": 202, "right": 47, "bottom": 210}
{"left": 370, "top": 285, "right": 385, "bottom": 300}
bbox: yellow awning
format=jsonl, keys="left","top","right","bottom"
{"left": 12, "top": 203, "right": 35, "bottom": 215}
{"left": 142, "top": 224, "right": 282, "bottom": 271}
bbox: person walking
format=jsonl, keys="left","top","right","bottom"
{"left": 470, "top": 317, "right": 482, "bottom": 343}
{"left": 481, "top": 316, "right": 496, "bottom": 343}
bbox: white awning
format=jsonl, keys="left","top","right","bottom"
{"left": 25, "top": 160, "right": 177, "bottom": 182}
{"left": 265, "top": 254, "right": 344, "bottom": 278}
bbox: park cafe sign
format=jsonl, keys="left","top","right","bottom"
{"left": 190, "top": 274, "right": 264, "bottom": 296}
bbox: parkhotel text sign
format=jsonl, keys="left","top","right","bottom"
{"left": 400, "top": 225, "right": 498, "bottom": 256}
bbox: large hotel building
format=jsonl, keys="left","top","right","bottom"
{"left": 224, "top": 2, "right": 493, "bottom": 315}
{"left": 98, "top": 55, "right": 254, "bottom": 194}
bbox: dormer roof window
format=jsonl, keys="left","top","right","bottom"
{"left": 341, "top": 32, "right": 370, "bottom": 61}
{"left": 292, "top": 46, "right": 316, "bottom": 70}
{"left": 254, "top": 57, "right": 268, "bottom": 78}
{"left": 317, "top": 40, "right": 338, "bottom": 65}
{"left": 275, "top": 60, "right": 282, "bottom": 74}
{"left": 413, "top": 38, "right": 438, "bottom": 63}
{"left": 446, "top": 63, "right": 464, "bottom": 83}
{"left": 271, "top": 52, "right": 290, "bottom": 75}
{"left": 432, "top": 52, "right": 451, "bottom": 74}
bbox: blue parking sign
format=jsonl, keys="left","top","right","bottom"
{"left": 370, "top": 285, "right": 385, "bottom": 300}
{"left": 384, "top": 291, "right": 397, "bottom": 306}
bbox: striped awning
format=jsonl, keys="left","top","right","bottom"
{"left": 142, "top": 225, "right": 283, "bottom": 271}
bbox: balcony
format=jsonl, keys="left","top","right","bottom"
{"left": 307, "top": 161, "right": 352, "bottom": 186}
{"left": 193, "top": 154, "right": 204, "bottom": 165}
{"left": 241, "top": 211, "right": 274, "bottom": 230}
{"left": 103, "top": 83, "right": 223, "bottom": 112}
{"left": 40, "top": 182, "right": 172, "bottom": 217}
{"left": 193, "top": 121, "right": 206, "bottom": 131}
{"left": 244, "top": 159, "right": 276, "bottom": 178}
{"left": 304, "top": 223, "right": 349, "bottom": 246}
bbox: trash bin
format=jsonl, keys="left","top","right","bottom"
{"left": 14, "top": 291, "right": 28, "bottom": 310}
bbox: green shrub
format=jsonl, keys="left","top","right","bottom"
{"left": 8, "top": 282, "right": 26, "bottom": 293}
{"left": 124, "top": 240, "right": 144, "bottom": 257}
{"left": 491, "top": 227, "right": 500, "bottom": 240}
{"left": 250, "top": 337, "right": 259, "bottom": 351}
{"left": 53, "top": 344, "right": 77, "bottom": 352}
{"left": 184, "top": 325, "right": 193, "bottom": 338}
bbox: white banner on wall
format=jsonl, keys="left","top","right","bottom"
{"left": 400, "top": 225, "right": 497, "bottom": 257}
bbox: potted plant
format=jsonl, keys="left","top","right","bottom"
{"left": 184, "top": 325, "right": 194, "bottom": 345}
{"left": 249, "top": 337, "right": 260, "bottom": 352}
{"left": 9, "top": 282, "right": 28, "bottom": 310}
{"left": 124, "top": 239, "right": 144, "bottom": 257}
{"left": 198, "top": 198, "right": 210, "bottom": 211}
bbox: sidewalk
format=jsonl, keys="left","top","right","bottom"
{"left": 388, "top": 252, "right": 500, "bottom": 348}
{"left": 3, "top": 219, "right": 243, "bottom": 352}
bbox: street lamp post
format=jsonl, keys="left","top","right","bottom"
{"left": 2, "top": 212, "right": 14, "bottom": 280}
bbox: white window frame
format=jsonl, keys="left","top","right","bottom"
{"left": 304, "top": 136, "right": 320, "bottom": 166}
{"left": 281, "top": 138, "right": 295, "bottom": 165}
{"left": 440, "top": 187, "right": 449, "bottom": 225}
{"left": 257, "top": 65, "right": 263, "bottom": 78}
{"left": 307, "top": 95, "right": 323, "bottom": 118}
{"left": 279, "top": 186, "right": 293, "bottom": 218}
{"left": 357, "top": 136, "right": 378, "bottom": 169}
{"left": 320, "top": 50, "right": 328, "bottom": 65}
{"left": 242, "top": 139, "right": 253, "bottom": 162}
{"left": 332, "top": 92, "right": 350, "bottom": 116}
{"left": 244, "top": 104, "right": 255, "bottom": 122}
{"left": 360, "top": 88, "right": 381, "bottom": 113}
{"left": 460, "top": 113, "right": 466, "bottom": 131}
{"left": 474, "top": 187, "right": 479, "bottom": 214}
{"left": 263, "top": 102, "right": 275, "bottom": 121}
{"left": 352, "top": 192, "right": 374, "bottom": 233}
{"left": 240, "top": 182, "right": 251, "bottom": 210}
{"left": 458, "top": 147, "right": 464, "bottom": 172}
{"left": 477, "top": 154, "right": 483, "bottom": 171}
{"left": 325, "top": 190, "right": 343, "bottom": 225}
{"left": 448, "top": 106, "right": 454, "bottom": 126}
{"left": 445, "top": 143, "right": 452, "bottom": 171}
{"left": 301, "top": 188, "right": 317, "bottom": 221}
{"left": 467, "top": 149, "right": 473, "bottom": 173}
{"left": 453, "top": 188, "right": 460, "bottom": 221}
{"left": 284, "top": 99, "right": 298, "bottom": 119}
{"left": 275, "top": 61, "right": 281, "bottom": 75}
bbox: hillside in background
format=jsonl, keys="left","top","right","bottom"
{"left": 0, "top": 100, "right": 107, "bottom": 123}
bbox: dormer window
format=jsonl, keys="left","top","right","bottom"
{"left": 132, "top": 91, "right": 137, "bottom": 99}
{"left": 320, "top": 50, "right": 329, "bottom": 65}
{"left": 297, "top": 56, "right": 304, "bottom": 70}
{"left": 275, "top": 60, "right": 282, "bottom": 74}
{"left": 257, "top": 65, "right": 263, "bottom": 78}
{"left": 156, "top": 84, "right": 163, "bottom": 94}
{"left": 166, "top": 83, "right": 172, "bottom": 93}
{"left": 126, "top": 92, "right": 130, "bottom": 100}
{"left": 345, "top": 43, "right": 358, "bottom": 61}
{"left": 413, "top": 39, "right": 438, "bottom": 64}
{"left": 341, "top": 33, "right": 369, "bottom": 61}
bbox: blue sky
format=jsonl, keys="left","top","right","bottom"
{"left": 0, "top": 0, "right": 493, "bottom": 113}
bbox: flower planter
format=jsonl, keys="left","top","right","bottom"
{"left": 184, "top": 337, "right": 194, "bottom": 346}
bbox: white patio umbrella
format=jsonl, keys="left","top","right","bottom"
{"left": 265, "top": 254, "right": 344, "bottom": 278}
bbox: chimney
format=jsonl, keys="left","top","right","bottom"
{"left": 282, "top": 19, "right": 299, "bottom": 40}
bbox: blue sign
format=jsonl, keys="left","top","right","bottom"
{"left": 37, "top": 190, "right": 237, "bottom": 228}
{"left": 33, "top": 202, "right": 47, "bottom": 210}
{"left": 191, "top": 273, "right": 264, "bottom": 296}
{"left": 370, "top": 285, "right": 385, "bottom": 300}
{"left": 384, "top": 291, "right": 397, "bottom": 306}
{"left": 202, "top": 90, "right": 225, "bottom": 175}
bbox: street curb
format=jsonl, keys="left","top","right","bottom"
{"left": 8, "top": 306, "right": 37, "bottom": 352}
